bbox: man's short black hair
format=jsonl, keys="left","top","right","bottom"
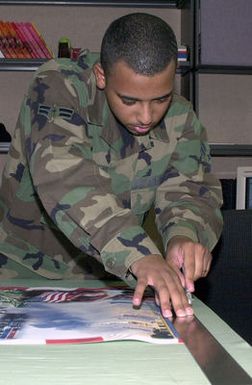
{"left": 100, "top": 12, "right": 178, "bottom": 76}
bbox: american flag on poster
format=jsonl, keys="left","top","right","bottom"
{"left": 0, "top": 286, "right": 181, "bottom": 345}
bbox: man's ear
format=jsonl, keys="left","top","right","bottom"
{"left": 93, "top": 63, "right": 106, "bottom": 89}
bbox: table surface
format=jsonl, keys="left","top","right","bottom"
{"left": 0, "top": 279, "right": 251, "bottom": 385}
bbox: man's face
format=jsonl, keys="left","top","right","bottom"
{"left": 94, "top": 60, "right": 176, "bottom": 135}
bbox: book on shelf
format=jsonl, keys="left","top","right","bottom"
{"left": 178, "top": 45, "right": 189, "bottom": 62}
{"left": 10, "top": 21, "right": 34, "bottom": 59}
{"left": 15, "top": 22, "right": 37, "bottom": 59}
{"left": 30, "top": 22, "right": 53, "bottom": 59}
{"left": 0, "top": 285, "right": 181, "bottom": 345}
{"left": 0, "top": 20, "right": 53, "bottom": 60}
{"left": 0, "top": 21, "right": 13, "bottom": 59}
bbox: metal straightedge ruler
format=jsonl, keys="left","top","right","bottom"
{"left": 174, "top": 315, "right": 252, "bottom": 385}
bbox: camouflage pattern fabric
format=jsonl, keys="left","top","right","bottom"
{"left": 0, "top": 55, "right": 223, "bottom": 283}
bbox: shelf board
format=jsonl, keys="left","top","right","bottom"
{"left": 0, "top": 0, "right": 181, "bottom": 7}
{"left": 195, "top": 65, "right": 252, "bottom": 75}
{"left": 177, "top": 61, "right": 191, "bottom": 73}
{"left": 0, "top": 58, "right": 48, "bottom": 71}
{"left": 0, "top": 58, "right": 191, "bottom": 72}
{"left": 0, "top": 142, "right": 10, "bottom": 154}
{"left": 210, "top": 144, "right": 252, "bottom": 157}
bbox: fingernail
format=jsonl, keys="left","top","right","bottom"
{"left": 185, "top": 307, "right": 194, "bottom": 316}
{"left": 163, "top": 309, "right": 173, "bottom": 318}
{"left": 133, "top": 298, "right": 140, "bottom": 306}
{"left": 188, "top": 283, "right": 195, "bottom": 292}
{"left": 176, "top": 309, "right": 186, "bottom": 317}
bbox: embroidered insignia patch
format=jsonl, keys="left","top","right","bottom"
{"left": 38, "top": 104, "right": 74, "bottom": 121}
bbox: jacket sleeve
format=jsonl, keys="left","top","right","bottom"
{"left": 25, "top": 65, "right": 160, "bottom": 283}
{"left": 154, "top": 99, "right": 223, "bottom": 253}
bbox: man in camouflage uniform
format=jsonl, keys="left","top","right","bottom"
{"left": 0, "top": 13, "right": 223, "bottom": 318}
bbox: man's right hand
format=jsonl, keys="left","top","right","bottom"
{"left": 130, "top": 254, "right": 194, "bottom": 318}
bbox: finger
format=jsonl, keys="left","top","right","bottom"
{"left": 155, "top": 282, "right": 173, "bottom": 318}
{"left": 192, "top": 244, "right": 205, "bottom": 278}
{"left": 158, "top": 274, "right": 193, "bottom": 318}
{"left": 183, "top": 246, "right": 195, "bottom": 292}
{"left": 132, "top": 278, "right": 147, "bottom": 307}
{"left": 170, "top": 284, "right": 194, "bottom": 317}
{"left": 202, "top": 252, "right": 212, "bottom": 276}
{"left": 155, "top": 291, "right": 174, "bottom": 320}
{"left": 191, "top": 244, "right": 211, "bottom": 280}
{"left": 196, "top": 247, "right": 211, "bottom": 277}
{"left": 169, "top": 260, "right": 186, "bottom": 288}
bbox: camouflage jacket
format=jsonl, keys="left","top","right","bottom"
{"left": 0, "top": 56, "right": 223, "bottom": 282}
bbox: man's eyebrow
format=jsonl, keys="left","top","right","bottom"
{"left": 152, "top": 92, "right": 173, "bottom": 100}
{"left": 117, "top": 91, "right": 173, "bottom": 102}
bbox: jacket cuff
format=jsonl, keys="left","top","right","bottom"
{"left": 164, "top": 226, "right": 198, "bottom": 247}
{"left": 100, "top": 225, "right": 161, "bottom": 281}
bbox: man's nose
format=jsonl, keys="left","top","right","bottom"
{"left": 137, "top": 103, "right": 152, "bottom": 125}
